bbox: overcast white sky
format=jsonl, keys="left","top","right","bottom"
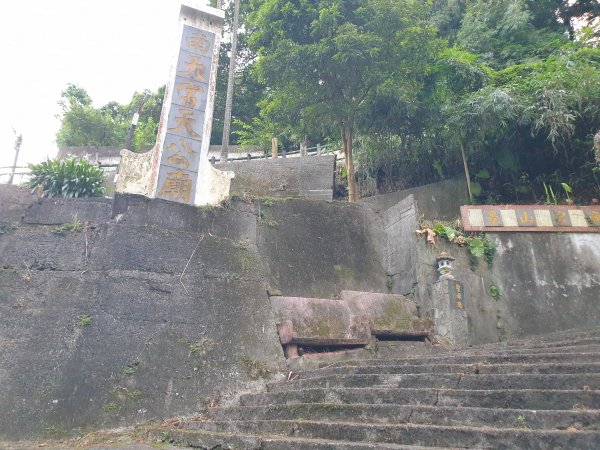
{"left": 0, "top": 0, "right": 212, "bottom": 169}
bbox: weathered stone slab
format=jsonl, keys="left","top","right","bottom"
{"left": 215, "top": 156, "right": 335, "bottom": 200}
{"left": 270, "top": 291, "right": 432, "bottom": 351}
{"left": 270, "top": 296, "right": 369, "bottom": 346}
{"left": 341, "top": 290, "right": 430, "bottom": 336}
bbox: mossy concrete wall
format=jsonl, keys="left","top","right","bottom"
{"left": 416, "top": 233, "right": 600, "bottom": 345}
{"left": 0, "top": 190, "right": 387, "bottom": 440}
{"left": 2, "top": 182, "right": 599, "bottom": 438}
{"left": 367, "top": 183, "right": 600, "bottom": 345}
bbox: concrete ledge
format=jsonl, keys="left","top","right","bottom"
{"left": 23, "top": 198, "right": 112, "bottom": 225}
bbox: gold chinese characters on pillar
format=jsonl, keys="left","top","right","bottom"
{"left": 156, "top": 25, "right": 216, "bottom": 205}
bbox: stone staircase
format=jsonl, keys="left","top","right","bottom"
{"left": 156, "top": 328, "right": 600, "bottom": 449}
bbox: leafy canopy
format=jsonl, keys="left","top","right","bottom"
{"left": 56, "top": 84, "right": 164, "bottom": 152}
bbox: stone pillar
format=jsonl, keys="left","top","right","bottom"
{"left": 272, "top": 138, "right": 278, "bottom": 159}
{"left": 430, "top": 279, "right": 469, "bottom": 347}
{"left": 300, "top": 140, "right": 307, "bottom": 157}
{"left": 117, "top": 4, "right": 233, "bottom": 206}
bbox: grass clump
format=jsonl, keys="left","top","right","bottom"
{"left": 76, "top": 314, "right": 92, "bottom": 327}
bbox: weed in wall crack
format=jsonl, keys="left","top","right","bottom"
{"left": 76, "top": 314, "right": 92, "bottom": 327}
{"left": 257, "top": 196, "right": 276, "bottom": 206}
{"left": 259, "top": 211, "right": 279, "bottom": 228}
{"left": 123, "top": 361, "right": 140, "bottom": 376}
{"left": 240, "top": 356, "right": 276, "bottom": 381}
{"left": 111, "top": 387, "right": 142, "bottom": 401}
{"left": 52, "top": 217, "right": 84, "bottom": 236}
{"left": 490, "top": 283, "right": 501, "bottom": 301}
{"left": 188, "top": 339, "right": 214, "bottom": 357}
{"left": 102, "top": 401, "right": 119, "bottom": 414}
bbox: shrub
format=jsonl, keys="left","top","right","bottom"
{"left": 26, "top": 158, "right": 104, "bottom": 198}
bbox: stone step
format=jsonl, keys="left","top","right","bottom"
{"left": 325, "top": 351, "right": 600, "bottom": 368}
{"left": 443, "top": 343, "right": 600, "bottom": 356}
{"left": 160, "top": 428, "right": 459, "bottom": 449}
{"left": 266, "top": 373, "right": 600, "bottom": 393}
{"left": 240, "top": 387, "right": 600, "bottom": 410}
{"left": 197, "top": 404, "right": 600, "bottom": 431}
{"left": 178, "top": 419, "right": 600, "bottom": 450}
{"left": 498, "top": 328, "right": 600, "bottom": 345}
{"left": 475, "top": 336, "right": 600, "bottom": 351}
{"left": 294, "top": 362, "right": 600, "bottom": 379}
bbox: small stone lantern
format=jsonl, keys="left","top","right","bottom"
{"left": 436, "top": 252, "right": 455, "bottom": 280}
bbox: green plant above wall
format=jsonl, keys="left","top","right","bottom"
{"left": 421, "top": 220, "right": 496, "bottom": 268}
{"left": 25, "top": 157, "right": 104, "bottom": 199}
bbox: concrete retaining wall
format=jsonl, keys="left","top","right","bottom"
{"left": 362, "top": 177, "right": 468, "bottom": 220}
{"left": 416, "top": 232, "right": 600, "bottom": 344}
{"left": 373, "top": 183, "right": 600, "bottom": 345}
{"left": 2, "top": 182, "right": 599, "bottom": 438}
{"left": 0, "top": 184, "right": 37, "bottom": 226}
{"left": 0, "top": 190, "right": 386, "bottom": 440}
{"left": 215, "top": 155, "right": 335, "bottom": 200}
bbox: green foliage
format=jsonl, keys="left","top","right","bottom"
{"left": 561, "top": 182, "right": 573, "bottom": 203}
{"left": 61, "top": 1, "right": 600, "bottom": 202}
{"left": 483, "top": 237, "right": 496, "bottom": 267}
{"left": 26, "top": 158, "right": 104, "bottom": 198}
{"left": 111, "top": 387, "right": 142, "bottom": 400}
{"left": 56, "top": 84, "right": 163, "bottom": 152}
{"left": 490, "top": 283, "right": 502, "bottom": 301}
{"left": 123, "top": 361, "right": 140, "bottom": 376}
{"left": 247, "top": 0, "right": 444, "bottom": 199}
{"left": 188, "top": 339, "right": 214, "bottom": 356}
{"left": 52, "top": 218, "right": 84, "bottom": 236}
{"left": 469, "top": 238, "right": 485, "bottom": 258}
{"left": 76, "top": 314, "right": 92, "bottom": 327}
{"left": 431, "top": 221, "right": 495, "bottom": 268}
{"left": 543, "top": 182, "right": 558, "bottom": 205}
{"left": 433, "top": 224, "right": 458, "bottom": 241}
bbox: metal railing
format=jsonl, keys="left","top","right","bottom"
{"left": 209, "top": 144, "right": 339, "bottom": 164}
{"left": 0, "top": 145, "right": 342, "bottom": 184}
{"left": 0, "top": 166, "right": 30, "bottom": 185}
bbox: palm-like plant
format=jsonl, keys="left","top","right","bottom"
{"left": 26, "top": 158, "right": 104, "bottom": 198}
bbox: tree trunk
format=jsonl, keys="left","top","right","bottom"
{"left": 339, "top": 115, "right": 357, "bottom": 202}
{"left": 220, "top": 0, "right": 240, "bottom": 162}
{"left": 459, "top": 139, "right": 473, "bottom": 201}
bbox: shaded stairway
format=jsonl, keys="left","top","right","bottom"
{"left": 156, "top": 328, "right": 600, "bottom": 449}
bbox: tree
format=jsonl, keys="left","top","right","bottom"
{"left": 56, "top": 84, "right": 163, "bottom": 152}
{"left": 248, "top": 0, "right": 438, "bottom": 201}
{"left": 456, "top": 0, "right": 568, "bottom": 69}
{"left": 210, "top": 1, "right": 266, "bottom": 147}
{"left": 56, "top": 84, "right": 127, "bottom": 148}
{"left": 220, "top": 0, "right": 241, "bottom": 161}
